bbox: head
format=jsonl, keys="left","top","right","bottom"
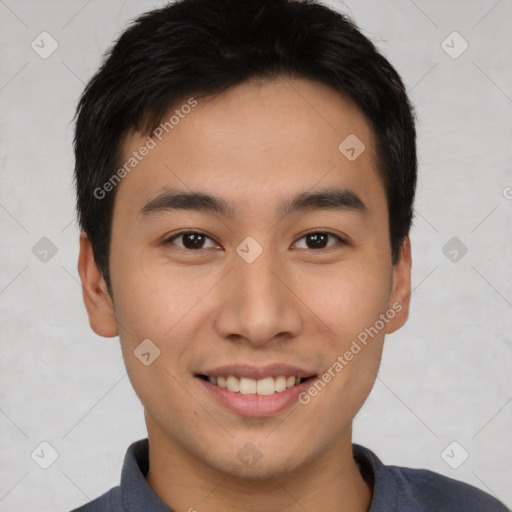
{"left": 75, "top": 0, "right": 415, "bottom": 479}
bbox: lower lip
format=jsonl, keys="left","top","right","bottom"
{"left": 197, "top": 377, "right": 314, "bottom": 418}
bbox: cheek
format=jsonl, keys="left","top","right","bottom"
{"left": 111, "top": 247, "right": 210, "bottom": 340}
{"left": 111, "top": 259, "right": 202, "bottom": 422}
{"left": 296, "top": 259, "right": 392, "bottom": 340}
{"left": 292, "top": 257, "right": 391, "bottom": 407}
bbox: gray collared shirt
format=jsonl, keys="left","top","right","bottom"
{"left": 70, "top": 438, "right": 509, "bottom": 511}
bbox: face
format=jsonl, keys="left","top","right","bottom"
{"left": 79, "top": 77, "right": 411, "bottom": 479}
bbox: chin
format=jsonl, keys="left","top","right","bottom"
{"left": 216, "top": 455, "right": 302, "bottom": 480}
{"left": 197, "top": 438, "right": 314, "bottom": 481}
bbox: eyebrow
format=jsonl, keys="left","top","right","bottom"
{"left": 137, "top": 186, "right": 367, "bottom": 221}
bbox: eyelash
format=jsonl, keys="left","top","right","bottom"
{"left": 163, "top": 230, "right": 347, "bottom": 252}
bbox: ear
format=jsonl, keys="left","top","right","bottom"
{"left": 77, "top": 232, "right": 118, "bottom": 337}
{"left": 386, "top": 236, "right": 412, "bottom": 334}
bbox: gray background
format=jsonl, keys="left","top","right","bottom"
{"left": 0, "top": 0, "right": 511, "bottom": 510}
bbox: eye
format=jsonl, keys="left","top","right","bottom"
{"left": 164, "top": 231, "right": 221, "bottom": 250}
{"left": 163, "top": 230, "right": 347, "bottom": 252}
{"left": 293, "top": 231, "right": 346, "bottom": 250}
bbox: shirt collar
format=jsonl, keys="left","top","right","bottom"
{"left": 120, "top": 438, "right": 172, "bottom": 511}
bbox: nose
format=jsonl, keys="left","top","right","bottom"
{"left": 213, "top": 246, "right": 303, "bottom": 347}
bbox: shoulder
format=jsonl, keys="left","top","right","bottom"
{"left": 69, "top": 485, "right": 122, "bottom": 512}
{"left": 353, "top": 444, "right": 509, "bottom": 512}
{"left": 391, "top": 465, "right": 509, "bottom": 511}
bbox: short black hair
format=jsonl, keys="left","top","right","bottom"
{"left": 73, "top": 0, "right": 417, "bottom": 294}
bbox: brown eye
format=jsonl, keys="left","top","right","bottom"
{"left": 293, "top": 232, "right": 345, "bottom": 250}
{"left": 165, "top": 231, "right": 219, "bottom": 250}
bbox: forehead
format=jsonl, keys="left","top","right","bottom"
{"left": 113, "top": 77, "right": 383, "bottom": 221}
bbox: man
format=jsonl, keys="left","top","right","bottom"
{"left": 71, "top": 0, "right": 509, "bottom": 510}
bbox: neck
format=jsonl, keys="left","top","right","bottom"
{"left": 145, "top": 419, "right": 372, "bottom": 512}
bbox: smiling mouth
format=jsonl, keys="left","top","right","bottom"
{"left": 197, "top": 374, "right": 316, "bottom": 396}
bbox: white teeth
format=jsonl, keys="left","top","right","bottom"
{"left": 239, "top": 377, "right": 257, "bottom": 395}
{"left": 256, "top": 377, "right": 276, "bottom": 396}
{"left": 207, "top": 375, "right": 304, "bottom": 395}
{"left": 275, "top": 376, "right": 287, "bottom": 392}
{"left": 226, "top": 375, "right": 240, "bottom": 392}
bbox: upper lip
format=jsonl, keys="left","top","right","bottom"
{"left": 196, "top": 364, "right": 316, "bottom": 380}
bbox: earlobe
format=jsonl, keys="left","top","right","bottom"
{"left": 386, "top": 237, "right": 412, "bottom": 334}
{"left": 77, "top": 232, "right": 118, "bottom": 338}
